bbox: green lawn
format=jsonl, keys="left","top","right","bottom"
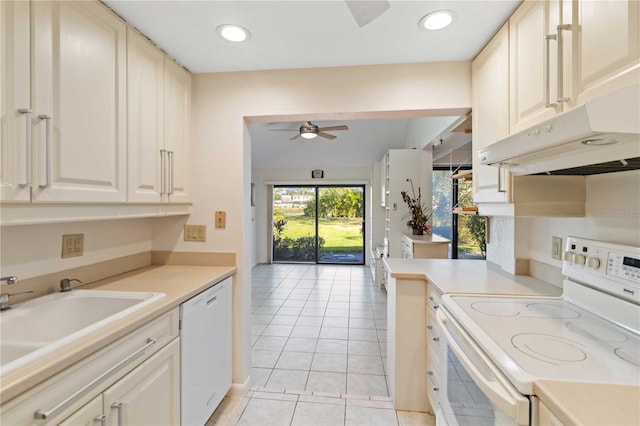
{"left": 458, "top": 243, "right": 482, "bottom": 254}
{"left": 279, "top": 215, "right": 363, "bottom": 252}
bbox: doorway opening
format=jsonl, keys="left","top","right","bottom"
{"left": 432, "top": 167, "right": 486, "bottom": 259}
{"left": 272, "top": 185, "right": 365, "bottom": 264}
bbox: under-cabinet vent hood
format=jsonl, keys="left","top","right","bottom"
{"left": 479, "top": 85, "right": 640, "bottom": 175}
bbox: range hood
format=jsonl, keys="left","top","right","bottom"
{"left": 479, "top": 85, "right": 640, "bottom": 175}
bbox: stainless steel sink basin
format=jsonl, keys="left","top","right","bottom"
{"left": 0, "top": 290, "right": 165, "bottom": 376}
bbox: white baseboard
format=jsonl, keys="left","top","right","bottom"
{"left": 227, "top": 376, "right": 251, "bottom": 397}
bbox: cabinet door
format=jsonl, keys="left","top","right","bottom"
{"left": 163, "top": 58, "right": 191, "bottom": 203}
{"left": 58, "top": 395, "right": 104, "bottom": 426}
{"left": 471, "top": 23, "right": 511, "bottom": 204}
{"left": 0, "top": 0, "right": 31, "bottom": 202}
{"left": 127, "top": 28, "right": 164, "bottom": 203}
{"left": 509, "top": 0, "right": 563, "bottom": 134}
{"left": 31, "top": 1, "right": 127, "bottom": 202}
{"left": 103, "top": 339, "right": 180, "bottom": 426}
{"left": 571, "top": 0, "right": 640, "bottom": 105}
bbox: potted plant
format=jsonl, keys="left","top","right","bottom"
{"left": 401, "top": 179, "right": 433, "bottom": 236}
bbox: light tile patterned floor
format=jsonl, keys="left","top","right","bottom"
{"left": 249, "top": 264, "right": 389, "bottom": 396}
{"left": 206, "top": 264, "right": 435, "bottom": 425}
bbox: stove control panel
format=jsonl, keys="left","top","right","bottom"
{"left": 563, "top": 236, "right": 640, "bottom": 303}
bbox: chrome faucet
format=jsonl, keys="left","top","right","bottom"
{"left": 0, "top": 276, "right": 33, "bottom": 311}
{"left": 60, "top": 278, "right": 82, "bottom": 292}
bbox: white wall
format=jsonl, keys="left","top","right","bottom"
{"left": 251, "top": 166, "right": 373, "bottom": 266}
{"left": 188, "top": 62, "right": 471, "bottom": 388}
{"left": 488, "top": 170, "right": 640, "bottom": 272}
{"left": 404, "top": 116, "right": 461, "bottom": 149}
{"left": 0, "top": 219, "right": 153, "bottom": 279}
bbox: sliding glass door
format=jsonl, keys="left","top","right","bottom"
{"left": 272, "top": 185, "right": 365, "bottom": 264}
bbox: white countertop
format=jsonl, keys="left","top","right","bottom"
{"left": 383, "top": 258, "right": 562, "bottom": 296}
{"left": 401, "top": 233, "right": 450, "bottom": 245}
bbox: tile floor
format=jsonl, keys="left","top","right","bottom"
{"left": 249, "top": 263, "right": 389, "bottom": 397}
{"left": 207, "top": 263, "right": 436, "bottom": 426}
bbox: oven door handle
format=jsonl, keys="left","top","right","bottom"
{"left": 437, "top": 308, "right": 530, "bottom": 425}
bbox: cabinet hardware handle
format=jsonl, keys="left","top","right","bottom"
{"left": 427, "top": 296, "right": 439, "bottom": 310}
{"left": 18, "top": 109, "right": 32, "bottom": 187}
{"left": 497, "top": 165, "right": 507, "bottom": 193}
{"left": 168, "top": 150, "right": 174, "bottom": 195}
{"left": 38, "top": 115, "right": 52, "bottom": 188}
{"left": 556, "top": 24, "right": 572, "bottom": 103}
{"left": 160, "top": 149, "right": 167, "bottom": 196}
{"left": 207, "top": 295, "right": 218, "bottom": 306}
{"left": 34, "top": 338, "right": 157, "bottom": 420}
{"left": 111, "top": 402, "right": 124, "bottom": 426}
{"left": 426, "top": 371, "right": 440, "bottom": 392}
{"left": 93, "top": 414, "right": 107, "bottom": 426}
{"left": 426, "top": 325, "right": 440, "bottom": 342}
{"left": 544, "top": 34, "right": 557, "bottom": 108}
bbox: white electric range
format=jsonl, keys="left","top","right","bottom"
{"left": 436, "top": 237, "right": 640, "bottom": 426}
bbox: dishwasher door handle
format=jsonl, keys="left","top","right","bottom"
{"left": 206, "top": 295, "right": 217, "bottom": 306}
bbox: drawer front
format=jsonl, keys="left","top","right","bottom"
{"left": 0, "top": 308, "right": 178, "bottom": 425}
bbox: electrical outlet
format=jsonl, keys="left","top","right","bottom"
{"left": 184, "top": 225, "right": 206, "bottom": 242}
{"left": 215, "top": 211, "right": 226, "bottom": 229}
{"left": 552, "top": 236, "right": 562, "bottom": 260}
{"left": 62, "top": 234, "right": 84, "bottom": 258}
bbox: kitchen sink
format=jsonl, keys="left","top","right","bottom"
{"left": 0, "top": 290, "right": 165, "bottom": 376}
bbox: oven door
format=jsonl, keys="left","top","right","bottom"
{"left": 436, "top": 307, "right": 531, "bottom": 426}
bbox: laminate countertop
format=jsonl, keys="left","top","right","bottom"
{"left": 383, "top": 258, "right": 639, "bottom": 426}
{"left": 383, "top": 258, "right": 562, "bottom": 296}
{"left": 0, "top": 265, "right": 236, "bottom": 404}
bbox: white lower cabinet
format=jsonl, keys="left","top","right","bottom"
{"left": 102, "top": 339, "right": 180, "bottom": 426}
{"left": 0, "top": 309, "right": 179, "bottom": 426}
{"left": 58, "top": 395, "right": 103, "bottom": 426}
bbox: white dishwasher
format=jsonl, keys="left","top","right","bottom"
{"left": 180, "top": 276, "right": 232, "bottom": 426}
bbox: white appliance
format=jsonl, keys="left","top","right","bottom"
{"left": 435, "top": 237, "right": 640, "bottom": 425}
{"left": 478, "top": 85, "right": 640, "bottom": 175}
{"left": 180, "top": 277, "right": 232, "bottom": 426}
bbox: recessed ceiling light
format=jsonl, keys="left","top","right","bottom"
{"left": 419, "top": 10, "right": 455, "bottom": 31}
{"left": 217, "top": 24, "right": 251, "bottom": 42}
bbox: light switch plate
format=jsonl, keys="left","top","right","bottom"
{"left": 552, "top": 236, "right": 562, "bottom": 260}
{"left": 184, "top": 225, "right": 206, "bottom": 242}
{"left": 215, "top": 211, "right": 226, "bottom": 229}
{"left": 62, "top": 234, "right": 84, "bottom": 258}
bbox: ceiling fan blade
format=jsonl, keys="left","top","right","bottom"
{"left": 317, "top": 132, "right": 337, "bottom": 140}
{"left": 289, "top": 134, "right": 302, "bottom": 140}
{"left": 318, "top": 125, "right": 348, "bottom": 132}
{"left": 344, "top": 0, "right": 390, "bottom": 27}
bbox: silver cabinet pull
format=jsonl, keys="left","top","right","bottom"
{"left": 111, "top": 402, "right": 124, "bottom": 426}
{"left": 18, "top": 108, "right": 32, "bottom": 187}
{"left": 427, "top": 296, "right": 439, "bottom": 310}
{"left": 160, "top": 149, "right": 167, "bottom": 196}
{"left": 556, "top": 24, "right": 572, "bottom": 103}
{"left": 426, "top": 371, "right": 440, "bottom": 392}
{"left": 544, "top": 34, "right": 557, "bottom": 108}
{"left": 38, "top": 114, "right": 52, "bottom": 188}
{"left": 34, "top": 338, "right": 157, "bottom": 420}
{"left": 426, "top": 325, "right": 440, "bottom": 342}
{"left": 93, "top": 414, "right": 107, "bottom": 426}
{"left": 168, "top": 150, "right": 174, "bottom": 195}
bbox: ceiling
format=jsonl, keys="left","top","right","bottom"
{"left": 104, "top": 0, "right": 519, "bottom": 169}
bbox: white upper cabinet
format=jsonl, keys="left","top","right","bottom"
{"left": 1, "top": 0, "right": 32, "bottom": 202}
{"left": 571, "top": 0, "right": 640, "bottom": 105}
{"left": 31, "top": 0, "right": 127, "bottom": 203}
{"left": 509, "top": 0, "right": 565, "bottom": 133}
{"left": 508, "top": 0, "right": 639, "bottom": 132}
{"left": 472, "top": 23, "right": 511, "bottom": 204}
{"left": 127, "top": 30, "right": 192, "bottom": 204}
{"left": 127, "top": 28, "right": 165, "bottom": 203}
{"left": 163, "top": 58, "right": 192, "bottom": 203}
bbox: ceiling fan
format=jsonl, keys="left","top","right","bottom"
{"left": 270, "top": 121, "right": 349, "bottom": 141}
